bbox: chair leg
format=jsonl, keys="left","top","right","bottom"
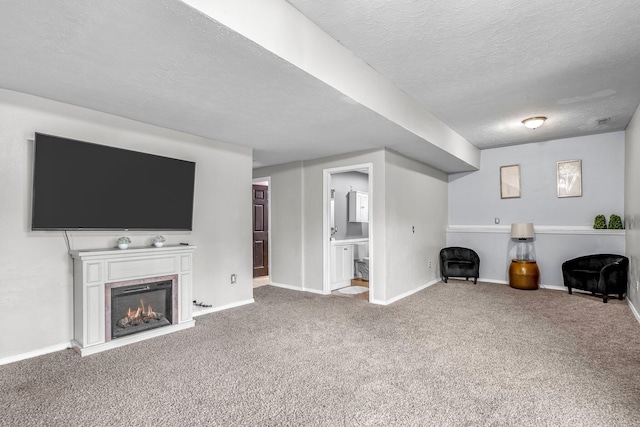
{"left": 603, "top": 294, "right": 608, "bottom": 303}
{"left": 443, "top": 276, "right": 448, "bottom": 283}
{"left": 473, "top": 277, "right": 477, "bottom": 284}
{"left": 619, "top": 293, "right": 624, "bottom": 300}
{"left": 568, "top": 287, "right": 572, "bottom": 295}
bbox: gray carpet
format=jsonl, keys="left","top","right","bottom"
{"left": 2, "top": 281, "right": 640, "bottom": 426}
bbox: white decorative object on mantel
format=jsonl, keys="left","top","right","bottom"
{"left": 70, "top": 245, "right": 196, "bottom": 356}
{"left": 152, "top": 235, "right": 166, "bottom": 247}
{"left": 116, "top": 236, "right": 131, "bottom": 249}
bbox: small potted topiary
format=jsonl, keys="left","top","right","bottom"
{"left": 593, "top": 215, "right": 607, "bottom": 229}
{"left": 116, "top": 236, "right": 131, "bottom": 249}
{"left": 608, "top": 214, "right": 623, "bottom": 229}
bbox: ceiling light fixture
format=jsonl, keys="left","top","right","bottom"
{"left": 522, "top": 116, "right": 547, "bottom": 129}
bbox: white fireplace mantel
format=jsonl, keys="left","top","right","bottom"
{"left": 70, "top": 245, "right": 196, "bottom": 356}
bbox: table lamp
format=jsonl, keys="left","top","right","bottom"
{"left": 509, "top": 222, "right": 539, "bottom": 290}
{"left": 511, "top": 222, "right": 535, "bottom": 261}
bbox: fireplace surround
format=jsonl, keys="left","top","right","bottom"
{"left": 71, "top": 245, "right": 196, "bottom": 356}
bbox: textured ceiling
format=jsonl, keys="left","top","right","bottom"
{"left": 286, "top": 0, "right": 640, "bottom": 148}
{"left": 0, "top": 0, "right": 436, "bottom": 168}
{"left": 0, "top": 0, "right": 638, "bottom": 172}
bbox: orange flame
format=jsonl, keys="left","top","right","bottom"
{"left": 121, "top": 299, "right": 162, "bottom": 323}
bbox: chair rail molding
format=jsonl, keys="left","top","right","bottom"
{"left": 447, "top": 225, "right": 626, "bottom": 236}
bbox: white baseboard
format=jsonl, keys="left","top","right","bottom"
{"left": 4, "top": 282, "right": 637, "bottom": 364}
{"left": 0, "top": 342, "right": 70, "bottom": 366}
{"left": 269, "top": 281, "right": 302, "bottom": 291}
{"left": 371, "top": 279, "right": 440, "bottom": 305}
{"left": 628, "top": 300, "right": 640, "bottom": 324}
{"left": 478, "top": 279, "right": 638, "bottom": 309}
{"left": 540, "top": 284, "right": 567, "bottom": 291}
{"left": 477, "top": 278, "right": 568, "bottom": 292}
{"left": 539, "top": 283, "right": 613, "bottom": 295}
{"left": 4, "top": 297, "right": 255, "bottom": 363}
{"left": 269, "top": 281, "right": 328, "bottom": 295}
{"left": 303, "top": 287, "right": 327, "bottom": 295}
{"left": 192, "top": 298, "right": 254, "bottom": 317}
{"left": 478, "top": 278, "right": 508, "bottom": 285}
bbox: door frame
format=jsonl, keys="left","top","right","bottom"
{"left": 322, "top": 163, "right": 373, "bottom": 301}
{"left": 253, "top": 176, "right": 271, "bottom": 283}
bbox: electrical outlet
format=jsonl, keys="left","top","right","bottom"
{"left": 231, "top": 273, "right": 237, "bottom": 284}
{"left": 495, "top": 217, "right": 500, "bottom": 224}
{"left": 636, "top": 280, "right": 639, "bottom": 292}
{"left": 428, "top": 260, "right": 432, "bottom": 269}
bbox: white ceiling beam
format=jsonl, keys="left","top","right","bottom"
{"left": 180, "top": 0, "right": 480, "bottom": 170}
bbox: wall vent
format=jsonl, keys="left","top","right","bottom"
{"left": 596, "top": 117, "right": 611, "bottom": 126}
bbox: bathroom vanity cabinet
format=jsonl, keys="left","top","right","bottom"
{"left": 330, "top": 239, "right": 369, "bottom": 290}
{"left": 331, "top": 242, "right": 353, "bottom": 290}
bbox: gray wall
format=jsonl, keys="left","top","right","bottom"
{"left": 384, "top": 150, "right": 448, "bottom": 300}
{"left": 447, "top": 229, "right": 625, "bottom": 286}
{"left": 449, "top": 132, "right": 625, "bottom": 226}
{"left": 303, "top": 150, "right": 386, "bottom": 297}
{"left": 625, "top": 104, "right": 640, "bottom": 316}
{"left": 256, "top": 149, "right": 386, "bottom": 297}
{"left": 252, "top": 162, "right": 304, "bottom": 288}
{"left": 447, "top": 132, "right": 626, "bottom": 287}
{"left": 331, "top": 171, "right": 369, "bottom": 240}
{"left": 0, "top": 89, "right": 253, "bottom": 361}
{"left": 255, "top": 148, "right": 448, "bottom": 304}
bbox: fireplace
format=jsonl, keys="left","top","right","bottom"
{"left": 105, "top": 275, "right": 178, "bottom": 341}
{"left": 72, "top": 245, "right": 195, "bottom": 356}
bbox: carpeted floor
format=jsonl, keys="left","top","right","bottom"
{"left": 2, "top": 280, "right": 640, "bottom": 426}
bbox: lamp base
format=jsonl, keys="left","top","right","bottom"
{"left": 509, "top": 259, "right": 539, "bottom": 290}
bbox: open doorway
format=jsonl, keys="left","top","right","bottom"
{"left": 323, "top": 164, "right": 373, "bottom": 302}
{"left": 252, "top": 177, "right": 270, "bottom": 289}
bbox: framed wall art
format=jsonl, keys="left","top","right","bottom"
{"left": 500, "top": 164, "right": 521, "bottom": 199}
{"left": 557, "top": 159, "right": 582, "bottom": 198}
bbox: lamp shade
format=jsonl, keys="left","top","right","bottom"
{"left": 511, "top": 223, "right": 535, "bottom": 239}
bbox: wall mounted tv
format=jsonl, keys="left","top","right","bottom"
{"left": 31, "top": 133, "right": 196, "bottom": 231}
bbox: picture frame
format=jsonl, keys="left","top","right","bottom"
{"left": 557, "top": 159, "right": 582, "bottom": 198}
{"left": 500, "top": 164, "right": 521, "bottom": 199}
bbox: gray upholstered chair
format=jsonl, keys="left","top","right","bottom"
{"left": 439, "top": 247, "right": 480, "bottom": 284}
{"left": 561, "top": 254, "right": 628, "bottom": 303}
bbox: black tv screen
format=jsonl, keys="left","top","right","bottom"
{"left": 31, "top": 133, "right": 196, "bottom": 230}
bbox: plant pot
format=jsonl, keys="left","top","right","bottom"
{"left": 118, "top": 243, "right": 129, "bottom": 249}
{"left": 154, "top": 242, "right": 164, "bottom": 247}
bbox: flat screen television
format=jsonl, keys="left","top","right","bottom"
{"left": 31, "top": 133, "right": 196, "bottom": 231}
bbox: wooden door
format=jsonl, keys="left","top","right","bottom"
{"left": 252, "top": 184, "right": 269, "bottom": 278}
